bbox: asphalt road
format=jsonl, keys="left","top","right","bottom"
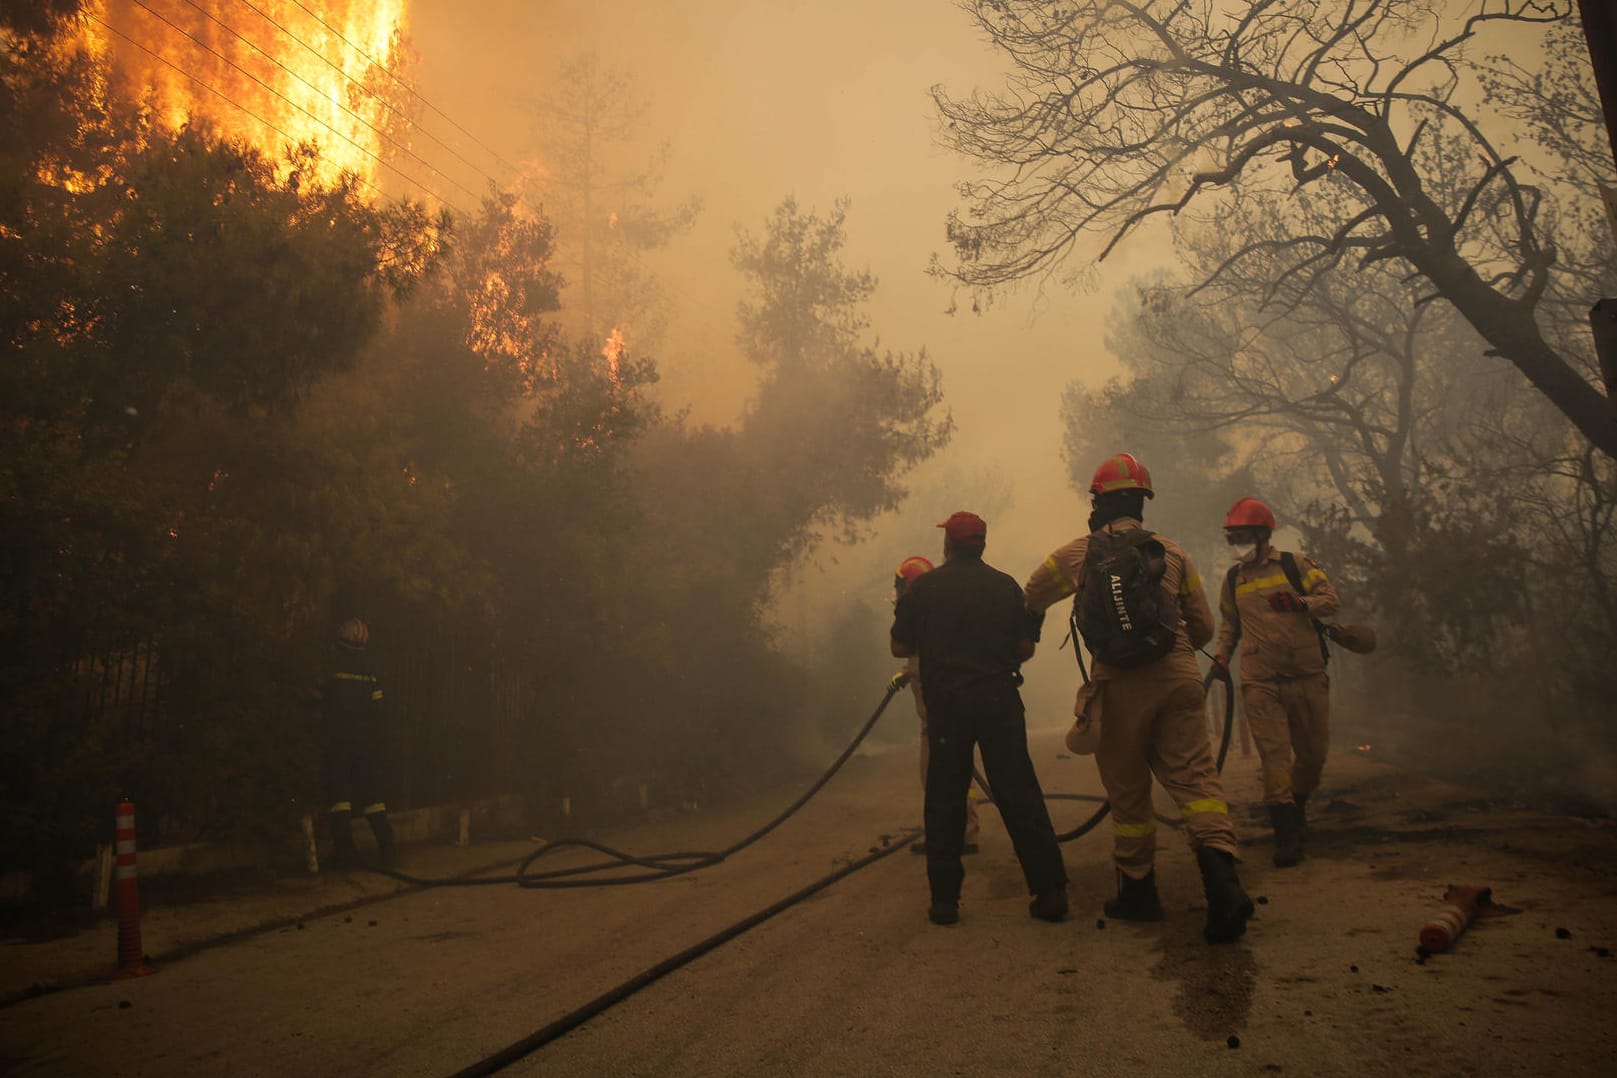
{"left": 2, "top": 723, "right": 1615, "bottom": 1077}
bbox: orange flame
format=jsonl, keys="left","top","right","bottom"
{"left": 601, "top": 326, "right": 627, "bottom": 386}
{"left": 82, "top": 0, "right": 411, "bottom": 189}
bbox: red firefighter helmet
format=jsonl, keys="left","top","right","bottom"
{"left": 1223, "top": 497, "right": 1277, "bottom": 531}
{"left": 895, "top": 556, "right": 934, "bottom": 585}
{"left": 1089, "top": 452, "right": 1154, "bottom": 498}
{"left": 337, "top": 617, "right": 369, "bottom": 650}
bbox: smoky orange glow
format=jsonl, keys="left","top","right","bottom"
{"left": 82, "top": 0, "right": 411, "bottom": 189}
{"left": 601, "top": 326, "right": 626, "bottom": 385}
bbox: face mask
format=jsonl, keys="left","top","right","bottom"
{"left": 1230, "top": 543, "right": 1257, "bottom": 564}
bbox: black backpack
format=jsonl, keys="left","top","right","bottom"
{"left": 1074, "top": 527, "right": 1181, "bottom": 668}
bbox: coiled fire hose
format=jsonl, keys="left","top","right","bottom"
{"left": 383, "top": 664, "right": 1234, "bottom": 889}
{"left": 378, "top": 684, "right": 907, "bottom": 890}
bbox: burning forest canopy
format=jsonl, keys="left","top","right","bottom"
{"left": 81, "top": 0, "right": 411, "bottom": 190}
{"left": 2, "top": 1, "right": 958, "bottom": 869}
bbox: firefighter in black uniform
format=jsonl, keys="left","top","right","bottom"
{"left": 321, "top": 617, "right": 396, "bottom": 869}
{"left": 890, "top": 511, "right": 1069, "bottom": 926}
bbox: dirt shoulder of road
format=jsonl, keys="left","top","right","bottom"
{"left": 5, "top": 736, "right": 1616, "bottom": 1028}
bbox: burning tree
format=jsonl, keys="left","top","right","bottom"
{"left": 518, "top": 53, "right": 701, "bottom": 351}
{"left": 0, "top": 3, "right": 454, "bottom": 869}
{"left": 934, "top": 0, "right": 1617, "bottom": 457}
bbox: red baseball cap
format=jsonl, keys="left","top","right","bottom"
{"left": 937, "top": 511, "right": 988, "bottom": 543}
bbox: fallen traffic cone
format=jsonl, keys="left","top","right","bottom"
{"left": 1419, "top": 884, "right": 1519, "bottom": 954}
{"left": 113, "top": 801, "right": 153, "bottom": 979}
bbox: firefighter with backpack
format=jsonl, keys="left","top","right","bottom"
{"left": 1024, "top": 453, "right": 1253, "bottom": 944}
{"left": 1210, "top": 496, "right": 1341, "bottom": 868}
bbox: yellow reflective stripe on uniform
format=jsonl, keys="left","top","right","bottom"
{"left": 362, "top": 802, "right": 387, "bottom": 815}
{"left": 1234, "top": 573, "right": 1289, "bottom": 596}
{"left": 1180, "top": 798, "right": 1228, "bottom": 818}
{"left": 1113, "top": 819, "right": 1158, "bottom": 838}
{"left": 370, "top": 689, "right": 384, "bottom": 701}
{"left": 328, "top": 801, "right": 352, "bottom": 813}
{"left": 1302, "top": 568, "right": 1328, "bottom": 593}
{"left": 1181, "top": 568, "right": 1202, "bottom": 596}
{"left": 333, "top": 671, "right": 376, "bottom": 683}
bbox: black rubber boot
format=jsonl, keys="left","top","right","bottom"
{"left": 928, "top": 901, "right": 959, "bottom": 925}
{"left": 1269, "top": 802, "right": 1305, "bottom": 867}
{"left": 1196, "top": 846, "right": 1255, "bottom": 943}
{"left": 1029, "top": 887, "right": 1069, "bottom": 922}
{"left": 326, "top": 810, "right": 358, "bottom": 870}
{"left": 1295, "top": 792, "right": 1311, "bottom": 838}
{"left": 366, "top": 811, "right": 397, "bottom": 869}
{"left": 1103, "top": 869, "right": 1164, "bottom": 922}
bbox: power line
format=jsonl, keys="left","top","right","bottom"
{"left": 86, "top": 12, "right": 392, "bottom": 205}
{"left": 175, "top": 0, "right": 504, "bottom": 197}
{"left": 279, "top": 0, "right": 522, "bottom": 176}
{"left": 207, "top": 0, "right": 509, "bottom": 194}
{"left": 122, "top": 0, "right": 477, "bottom": 211}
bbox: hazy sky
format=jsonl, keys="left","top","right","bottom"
{"left": 407, "top": 0, "right": 1178, "bottom": 718}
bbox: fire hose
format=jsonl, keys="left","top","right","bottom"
{"left": 379, "top": 667, "right": 1235, "bottom": 890}
{"left": 439, "top": 670, "right": 1235, "bottom": 1076}
{"left": 377, "top": 685, "right": 908, "bottom": 890}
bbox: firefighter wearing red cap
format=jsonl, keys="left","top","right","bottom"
{"left": 321, "top": 617, "right": 396, "bottom": 870}
{"left": 1024, "top": 454, "right": 1253, "bottom": 944}
{"left": 1212, "top": 497, "right": 1340, "bottom": 867}
{"left": 890, "top": 556, "right": 980, "bottom": 856}
{"left": 891, "top": 511, "right": 1069, "bottom": 926}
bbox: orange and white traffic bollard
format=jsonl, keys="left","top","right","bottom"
{"left": 1419, "top": 884, "right": 1516, "bottom": 954}
{"left": 113, "top": 801, "right": 153, "bottom": 978}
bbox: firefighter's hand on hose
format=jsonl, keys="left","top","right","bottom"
{"left": 1210, "top": 654, "right": 1231, "bottom": 682}
{"left": 1268, "top": 591, "right": 1308, "bottom": 613}
{"left": 888, "top": 670, "right": 912, "bottom": 693}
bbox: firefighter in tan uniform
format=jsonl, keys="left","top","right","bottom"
{"left": 889, "top": 556, "right": 981, "bottom": 856}
{"left": 1211, "top": 496, "right": 1340, "bottom": 867}
{"left": 1025, "top": 453, "right": 1253, "bottom": 943}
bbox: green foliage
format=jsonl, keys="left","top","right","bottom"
{"left": 1, "top": 27, "right": 446, "bottom": 870}
{"left": 2, "top": 31, "right": 951, "bottom": 880}
{"left": 733, "top": 198, "right": 953, "bottom": 549}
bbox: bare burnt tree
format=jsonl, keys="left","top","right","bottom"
{"left": 934, "top": 0, "right": 1617, "bottom": 456}
{"left": 1114, "top": 184, "right": 1467, "bottom": 552}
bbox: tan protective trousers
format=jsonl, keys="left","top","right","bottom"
{"left": 917, "top": 693, "right": 980, "bottom": 842}
{"left": 1242, "top": 673, "right": 1330, "bottom": 805}
{"left": 1094, "top": 676, "right": 1240, "bottom": 879}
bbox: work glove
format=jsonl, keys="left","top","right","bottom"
{"left": 1210, "top": 654, "right": 1232, "bottom": 682}
{"left": 1268, "top": 591, "right": 1308, "bottom": 613}
{"left": 888, "top": 670, "right": 912, "bottom": 692}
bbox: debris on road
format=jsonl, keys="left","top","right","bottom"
{"left": 1418, "top": 885, "right": 1520, "bottom": 954}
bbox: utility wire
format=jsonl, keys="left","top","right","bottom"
{"left": 216, "top": 0, "right": 509, "bottom": 194}
{"left": 122, "top": 0, "right": 475, "bottom": 212}
{"left": 173, "top": 0, "right": 501, "bottom": 198}
{"left": 265, "top": 0, "right": 522, "bottom": 176}
{"left": 86, "top": 13, "right": 396, "bottom": 205}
